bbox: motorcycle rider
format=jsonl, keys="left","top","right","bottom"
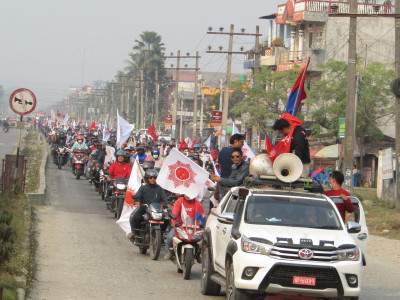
{"left": 151, "top": 148, "right": 163, "bottom": 168}
{"left": 127, "top": 169, "right": 171, "bottom": 239}
{"left": 164, "top": 194, "right": 205, "bottom": 260}
{"left": 106, "top": 150, "right": 132, "bottom": 202}
{"left": 133, "top": 145, "right": 147, "bottom": 164}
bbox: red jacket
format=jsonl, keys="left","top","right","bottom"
{"left": 171, "top": 197, "right": 205, "bottom": 225}
{"left": 324, "top": 188, "right": 354, "bottom": 222}
{"left": 108, "top": 162, "right": 131, "bottom": 179}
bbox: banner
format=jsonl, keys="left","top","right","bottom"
{"left": 157, "top": 148, "right": 209, "bottom": 198}
{"left": 116, "top": 158, "right": 144, "bottom": 235}
{"left": 211, "top": 110, "right": 222, "bottom": 126}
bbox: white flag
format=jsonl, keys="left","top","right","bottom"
{"left": 63, "top": 114, "right": 70, "bottom": 126}
{"left": 102, "top": 120, "right": 110, "bottom": 142}
{"left": 232, "top": 122, "right": 255, "bottom": 161}
{"left": 116, "top": 158, "right": 144, "bottom": 235}
{"left": 204, "top": 135, "right": 211, "bottom": 151}
{"left": 116, "top": 110, "right": 134, "bottom": 149}
{"left": 157, "top": 148, "right": 209, "bottom": 199}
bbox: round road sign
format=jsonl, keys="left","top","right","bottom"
{"left": 9, "top": 88, "right": 37, "bottom": 116}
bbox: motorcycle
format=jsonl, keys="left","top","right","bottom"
{"left": 1, "top": 124, "right": 9, "bottom": 133}
{"left": 72, "top": 149, "right": 88, "bottom": 180}
{"left": 133, "top": 203, "right": 169, "bottom": 260}
{"left": 55, "top": 146, "right": 69, "bottom": 169}
{"left": 107, "top": 177, "right": 128, "bottom": 219}
{"left": 169, "top": 214, "right": 204, "bottom": 279}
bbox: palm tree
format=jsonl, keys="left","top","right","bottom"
{"left": 127, "top": 31, "right": 166, "bottom": 127}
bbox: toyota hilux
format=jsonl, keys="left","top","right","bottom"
{"left": 201, "top": 177, "right": 368, "bottom": 300}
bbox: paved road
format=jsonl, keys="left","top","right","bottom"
{"left": 0, "top": 128, "right": 20, "bottom": 161}
{"left": 29, "top": 157, "right": 400, "bottom": 300}
{"left": 30, "top": 162, "right": 224, "bottom": 300}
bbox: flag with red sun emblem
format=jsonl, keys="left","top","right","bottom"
{"left": 157, "top": 148, "right": 210, "bottom": 199}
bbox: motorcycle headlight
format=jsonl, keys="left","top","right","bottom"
{"left": 151, "top": 212, "right": 163, "bottom": 220}
{"left": 116, "top": 184, "right": 126, "bottom": 190}
{"left": 191, "top": 230, "right": 204, "bottom": 242}
{"left": 176, "top": 227, "right": 188, "bottom": 240}
{"left": 241, "top": 235, "right": 273, "bottom": 255}
{"left": 337, "top": 247, "right": 360, "bottom": 261}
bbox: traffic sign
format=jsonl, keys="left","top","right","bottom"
{"left": 9, "top": 88, "right": 37, "bottom": 116}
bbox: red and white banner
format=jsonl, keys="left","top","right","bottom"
{"left": 116, "top": 158, "right": 144, "bottom": 235}
{"left": 157, "top": 148, "right": 210, "bottom": 199}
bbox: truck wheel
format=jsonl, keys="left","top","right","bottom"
{"left": 226, "top": 261, "right": 250, "bottom": 300}
{"left": 201, "top": 245, "right": 220, "bottom": 295}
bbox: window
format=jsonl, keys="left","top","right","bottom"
{"left": 224, "top": 195, "right": 240, "bottom": 213}
{"left": 244, "top": 195, "right": 342, "bottom": 230}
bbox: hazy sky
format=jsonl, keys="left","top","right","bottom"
{"left": 0, "top": 0, "right": 276, "bottom": 110}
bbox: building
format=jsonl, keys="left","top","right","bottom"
{"left": 253, "top": 0, "right": 395, "bottom": 74}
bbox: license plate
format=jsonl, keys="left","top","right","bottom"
{"left": 292, "top": 276, "right": 316, "bottom": 286}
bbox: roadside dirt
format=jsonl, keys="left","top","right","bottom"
{"left": 368, "top": 234, "right": 400, "bottom": 267}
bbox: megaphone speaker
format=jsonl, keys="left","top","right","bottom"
{"left": 273, "top": 153, "right": 303, "bottom": 183}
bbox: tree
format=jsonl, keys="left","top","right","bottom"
{"left": 125, "top": 31, "right": 166, "bottom": 127}
{"left": 231, "top": 67, "right": 301, "bottom": 138}
{"left": 307, "top": 60, "right": 395, "bottom": 182}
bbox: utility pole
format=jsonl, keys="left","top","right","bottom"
{"left": 140, "top": 69, "right": 144, "bottom": 129}
{"left": 173, "top": 50, "right": 180, "bottom": 139}
{"left": 395, "top": 0, "right": 400, "bottom": 212}
{"left": 206, "top": 25, "right": 261, "bottom": 148}
{"left": 254, "top": 25, "right": 260, "bottom": 75}
{"left": 155, "top": 69, "right": 159, "bottom": 129}
{"left": 342, "top": 0, "right": 358, "bottom": 192}
{"left": 164, "top": 51, "right": 200, "bottom": 140}
{"left": 192, "top": 51, "right": 200, "bottom": 140}
{"left": 200, "top": 84, "right": 204, "bottom": 137}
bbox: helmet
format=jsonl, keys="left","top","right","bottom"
{"left": 142, "top": 161, "right": 154, "bottom": 170}
{"left": 115, "top": 150, "right": 126, "bottom": 158}
{"left": 151, "top": 149, "right": 160, "bottom": 157}
{"left": 145, "top": 169, "right": 158, "bottom": 178}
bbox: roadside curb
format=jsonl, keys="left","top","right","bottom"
{"left": 27, "top": 134, "right": 48, "bottom": 205}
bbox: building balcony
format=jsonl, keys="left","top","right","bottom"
{"left": 276, "top": 50, "right": 308, "bottom": 72}
{"left": 277, "top": 0, "right": 395, "bottom": 24}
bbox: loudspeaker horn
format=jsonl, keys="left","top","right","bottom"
{"left": 273, "top": 153, "right": 303, "bottom": 183}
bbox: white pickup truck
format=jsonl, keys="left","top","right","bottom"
{"left": 201, "top": 178, "right": 368, "bottom": 300}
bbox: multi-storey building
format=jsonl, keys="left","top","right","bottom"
{"left": 245, "top": 0, "right": 395, "bottom": 74}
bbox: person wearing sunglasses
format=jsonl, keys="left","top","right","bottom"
{"left": 127, "top": 169, "right": 171, "bottom": 239}
{"left": 210, "top": 148, "right": 249, "bottom": 189}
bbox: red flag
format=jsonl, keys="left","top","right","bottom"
{"left": 147, "top": 122, "right": 158, "bottom": 140}
{"left": 179, "top": 139, "right": 188, "bottom": 151}
{"left": 89, "top": 121, "right": 96, "bottom": 131}
{"left": 57, "top": 109, "right": 61, "bottom": 117}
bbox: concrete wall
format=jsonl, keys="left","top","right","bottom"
{"left": 324, "top": 17, "right": 395, "bottom": 66}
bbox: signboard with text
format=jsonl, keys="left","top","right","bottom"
{"left": 382, "top": 147, "right": 393, "bottom": 180}
{"left": 211, "top": 110, "right": 222, "bottom": 127}
{"left": 164, "top": 114, "right": 172, "bottom": 126}
{"left": 338, "top": 118, "right": 346, "bottom": 139}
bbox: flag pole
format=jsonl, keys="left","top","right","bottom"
{"left": 291, "top": 57, "right": 310, "bottom": 116}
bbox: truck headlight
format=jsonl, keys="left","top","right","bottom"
{"left": 241, "top": 235, "right": 273, "bottom": 255}
{"left": 337, "top": 247, "right": 360, "bottom": 261}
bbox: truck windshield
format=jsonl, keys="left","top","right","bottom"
{"left": 244, "top": 195, "right": 342, "bottom": 230}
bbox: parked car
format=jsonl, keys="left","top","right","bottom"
{"left": 201, "top": 176, "right": 368, "bottom": 300}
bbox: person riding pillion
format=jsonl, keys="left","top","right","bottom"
{"left": 128, "top": 169, "right": 171, "bottom": 239}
